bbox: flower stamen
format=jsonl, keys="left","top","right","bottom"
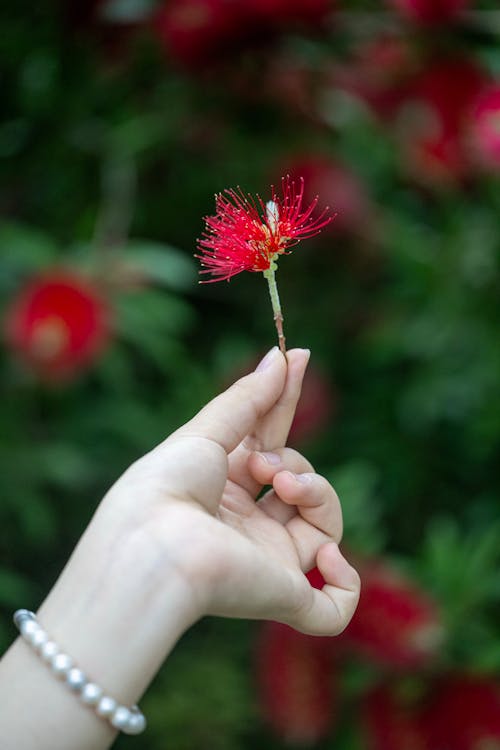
{"left": 195, "top": 176, "right": 333, "bottom": 351}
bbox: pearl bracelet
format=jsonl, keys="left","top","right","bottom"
{"left": 13, "top": 609, "right": 146, "bottom": 736}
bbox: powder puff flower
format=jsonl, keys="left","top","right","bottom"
{"left": 256, "top": 621, "right": 337, "bottom": 744}
{"left": 196, "top": 176, "right": 332, "bottom": 351}
{"left": 4, "top": 271, "right": 111, "bottom": 383}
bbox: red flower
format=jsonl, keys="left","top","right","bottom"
{"left": 362, "top": 684, "right": 429, "bottom": 750}
{"left": 331, "top": 35, "right": 416, "bottom": 121}
{"left": 255, "top": 621, "right": 337, "bottom": 744}
{"left": 396, "top": 58, "right": 486, "bottom": 183}
{"left": 363, "top": 676, "right": 500, "bottom": 750}
{"left": 387, "top": 0, "right": 470, "bottom": 25}
{"left": 281, "top": 156, "right": 371, "bottom": 235}
{"left": 426, "top": 676, "right": 500, "bottom": 750}
{"left": 344, "top": 561, "right": 442, "bottom": 669}
{"left": 154, "top": 0, "right": 332, "bottom": 69}
{"left": 306, "top": 566, "right": 326, "bottom": 589}
{"left": 4, "top": 272, "right": 110, "bottom": 382}
{"left": 196, "top": 177, "right": 332, "bottom": 283}
{"left": 154, "top": 0, "right": 247, "bottom": 69}
{"left": 469, "top": 85, "right": 500, "bottom": 169}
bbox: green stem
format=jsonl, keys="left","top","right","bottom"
{"left": 263, "top": 264, "right": 286, "bottom": 354}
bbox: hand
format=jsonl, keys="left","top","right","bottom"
{"left": 105, "top": 346, "right": 360, "bottom": 635}
{"left": 0, "top": 347, "right": 360, "bottom": 750}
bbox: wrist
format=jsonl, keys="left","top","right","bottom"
{"left": 0, "top": 497, "right": 205, "bottom": 750}
{"left": 38, "top": 506, "right": 202, "bottom": 706}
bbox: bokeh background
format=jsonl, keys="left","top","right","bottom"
{"left": 1, "top": 0, "right": 500, "bottom": 747}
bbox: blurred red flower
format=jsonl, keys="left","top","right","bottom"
{"left": 396, "top": 58, "right": 486, "bottom": 183}
{"left": 363, "top": 675, "right": 500, "bottom": 750}
{"left": 4, "top": 272, "right": 111, "bottom": 382}
{"left": 469, "top": 85, "right": 500, "bottom": 169}
{"left": 306, "top": 566, "right": 325, "bottom": 590}
{"left": 362, "top": 684, "right": 429, "bottom": 750}
{"left": 281, "top": 156, "right": 371, "bottom": 235}
{"left": 154, "top": 0, "right": 331, "bottom": 69}
{"left": 343, "top": 561, "right": 442, "bottom": 669}
{"left": 332, "top": 35, "right": 416, "bottom": 121}
{"left": 387, "top": 0, "right": 470, "bottom": 25}
{"left": 196, "top": 177, "right": 332, "bottom": 282}
{"left": 426, "top": 676, "right": 500, "bottom": 750}
{"left": 256, "top": 621, "right": 337, "bottom": 744}
{"left": 154, "top": 0, "right": 247, "bottom": 69}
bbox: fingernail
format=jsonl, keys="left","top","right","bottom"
{"left": 294, "top": 472, "right": 314, "bottom": 484}
{"left": 258, "top": 451, "right": 281, "bottom": 465}
{"left": 255, "top": 346, "right": 280, "bottom": 372}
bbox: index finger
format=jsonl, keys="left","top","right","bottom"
{"left": 251, "top": 348, "right": 310, "bottom": 450}
{"left": 227, "top": 348, "right": 310, "bottom": 494}
{"left": 169, "top": 346, "right": 287, "bottom": 454}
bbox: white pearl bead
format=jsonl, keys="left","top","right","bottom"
{"left": 51, "top": 652, "right": 73, "bottom": 677}
{"left": 111, "top": 706, "right": 131, "bottom": 730}
{"left": 24, "top": 625, "right": 42, "bottom": 647}
{"left": 20, "top": 619, "right": 38, "bottom": 639}
{"left": 96, "top": 696, "right": 117, "bottom": 718}
{"left": 125, "top": 711, "right": 147, "bottom": 735}
{"left": 31, "top": 628, "right": 48, "bottom": 650}
{"left": 40, "top": 641, "right": 58, "bottom": 662}
{"left": 66, "top": 668, "right": 86, "bottom": 691}
{"left": 13, "top": 609, "right": 147, "bottom": 734}
{"left": 13, "top": 609, "right": 34, "bottom": 629}
{"left": 81, "top": 682, "right": 103, "bottom": 706}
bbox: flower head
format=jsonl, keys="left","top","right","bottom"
{"left": 344, "top": 560, "right": 443, "bottom": 669}
{"left": 256, "top": 621, "right": 337, "bottom": 744}
{"left": 470, "top": 85, "right": 500, "bottom": 169}
{"left": 388, "top": 0, "right": 470, "bottom": 26}
{"left": 196, "top": 176, "right": 332, "bottom": 282}
{"left": 4, "top": 271, "right": 111, "bottom": 382}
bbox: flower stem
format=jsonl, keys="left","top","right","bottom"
{"left": 263, "top": 265, "right": 286, "bottom": 354}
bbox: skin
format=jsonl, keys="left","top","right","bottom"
{"left": 0, "top": 346, "right": 360, "bottom": 750}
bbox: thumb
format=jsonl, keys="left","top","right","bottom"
{"left": 170, "top": 346, "right": 287, "bottom": 454}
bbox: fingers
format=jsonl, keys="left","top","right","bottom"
{"left": 227, "top": 349, "right": 310, "bottom": 495}
{"left": 248, "top": 449, "right": 342, "bottom": 570}
{"left": 248, "top": 447, "right": 315, "bottom": 484}
{"left": 250, "top": 448, "right": 315, "bottom": 524}
{"left": 250, "top": 348, "right": 310, "bottom": 451}
{"left": 280, "top": 472, "right": 342, "bottom": 570}
{"left": 278, "top": 471, "right": 342, "bottom": 539}
{"left": 290, "top": 543, "right": 361, "bottom": 636}
{"left": 169, "top": 346, "right": 287, "bottom": 454}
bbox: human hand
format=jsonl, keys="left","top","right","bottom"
{"left": 104, "top": 346, "right": 360, "bottom": 636}
{"left": 0, "top": 347, "right": 360, "bottom": 750}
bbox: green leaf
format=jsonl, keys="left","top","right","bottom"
{"left": 0, "top": 567, "right": 36, "bottom": 607}
{"left": 36, "top": 443, "right": 94, "bottom": 490}
{"left": 123, "top": 241, "right": 196, "bottom": 291}
{"left": 109, "top": 115, "right": 166, "bottom": 157}
{"left": 420, "top": 517, "right": 500, "bottom": 620}
{"left": 15, "top": 492, "right": 58, "bottom": 548}
{"left": 0, "top": 222, "right": 58, "bottom": 277}
{"left": 115, "top": 287, "right": 195, "bottom": 372}
{"left": 326, "top": 461, "right": 384, "bottom": 554}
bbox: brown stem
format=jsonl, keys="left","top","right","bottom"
{"left": 274, "top": 312, "right": 286, "bottom": 354}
